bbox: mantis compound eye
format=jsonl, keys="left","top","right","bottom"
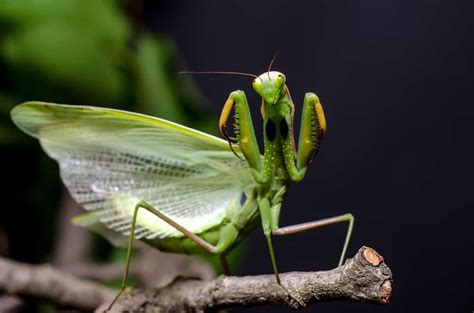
{"left": 252, "top": 78, "right": 261, "bottom": 92}
{"left": 276, "top": 74, "right": 286, "bottom": 87}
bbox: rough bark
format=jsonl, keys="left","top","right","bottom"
{"left": 99, "top": 246, "right": 392, "bottom": 312}
{"left": 0, "top": 246, "right": 392, "bottom": 312}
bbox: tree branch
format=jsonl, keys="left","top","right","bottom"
{"left": 0, "top": 257, "right": 115, "bottom": 311}
{"left": 100, "top": 246, "right": 392, "bottom": 312}
{"left": 61, "top": 249, "right": 214, "bottom": 289}
{"left": 0, "top": 246, "right": 392, "bottom": 312}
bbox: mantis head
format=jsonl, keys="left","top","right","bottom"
{"left": 253, "top": 71, "right": 286, "bottom": 104}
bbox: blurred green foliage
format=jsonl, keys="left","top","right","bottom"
{"left": 0, "top": 0, "right": 129, "bottom": 106}
{"left": 0, "top": 0, "right": 212, "bottom": 143}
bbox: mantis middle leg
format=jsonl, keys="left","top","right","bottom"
{"left": 272, "top": 213, "right": 355, "bottom": 266}
{"left": 258, "top": 197, "right": 305, "bottom": 306}
{"left": 259, "top": 196, "right": 354, "bottom": 278}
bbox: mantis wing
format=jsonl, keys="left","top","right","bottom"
{"left": 12, "top": 102, "right": 255, "bottom": 241}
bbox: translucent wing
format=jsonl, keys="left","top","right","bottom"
{"left": 12, "top": 102, "right": 254, "bottom": 240}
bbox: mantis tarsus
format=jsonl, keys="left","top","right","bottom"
{"left": 11, "top": 63, "right": 354, "bottom": 309}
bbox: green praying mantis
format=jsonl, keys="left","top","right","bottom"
{"left": 11, "top": 61, "right": 354, "bottom": 309}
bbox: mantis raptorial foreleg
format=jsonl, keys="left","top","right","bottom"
{"left": 107, "top": 200, "right": 236, "bottom": 310}
{"left": 283, "top": 92, "right": 327, "bottom": 182}
{"left": 272, "top": 213, "right": 355, "bottom": 266}
{"left": 219, "top": 91, "right": 326, "bottom": 185}
{"left": 219, "top": 90, "right": 269, "bottom": 184}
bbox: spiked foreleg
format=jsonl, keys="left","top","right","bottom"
{"left": 282, "top": 93, "right": 326, "bottom": 182}
{"left": 219, "top": 90, "right": 269, "bottom": 183}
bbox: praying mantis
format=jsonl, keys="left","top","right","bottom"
{"left": 11, "top": 61, "right": 354, "bottom": 309}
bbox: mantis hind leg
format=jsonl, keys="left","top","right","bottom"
{"left": 272, "top": 213, "right": 355, "bottom": 266}
{"left": 106, "top": 200, "right": 218, "bottom": 311}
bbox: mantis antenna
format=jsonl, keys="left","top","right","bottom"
{"left": 179, "top": 71, "right": 258, "bottom": 78}
{"left": 267, "top": 49, "right": 281, "bottom": 77}
{"left": 180, "top": 49, "right": 281, "bottom": 79}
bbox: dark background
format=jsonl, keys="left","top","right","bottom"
{"left": 143, "top": 1, "right": 474, "bottom": 313}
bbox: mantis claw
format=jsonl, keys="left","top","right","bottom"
{"left": 279, "top": 283, "right": 306, "bottom": 308}
{"left": 228, "top": 141, "right": 243, "bottom": 160}
{"left": 220, "top": 123, "right": 242, "bottom": 159}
